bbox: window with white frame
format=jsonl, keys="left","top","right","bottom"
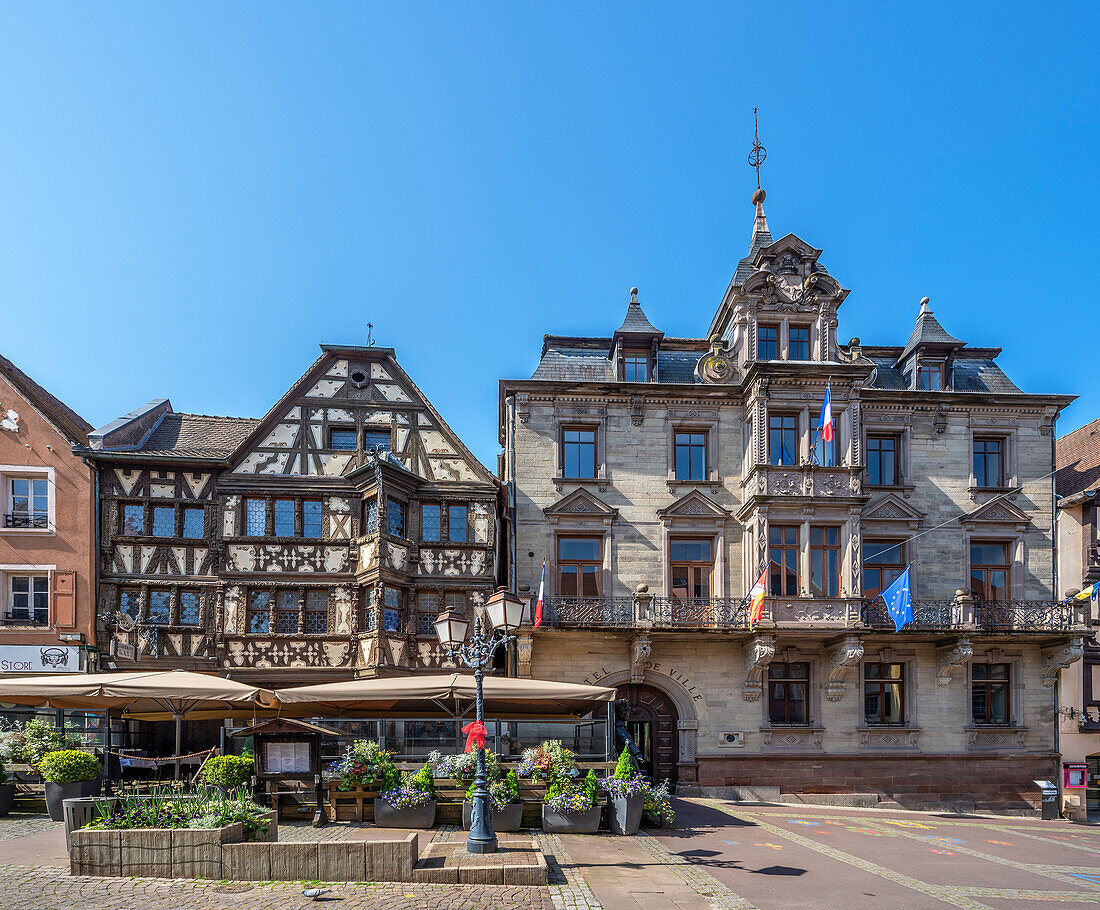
{"left": 6, "top": 574, "right": 49, "bottom": 625}
{"left": 0, "top": 469, "right": 53, "bottom": 532}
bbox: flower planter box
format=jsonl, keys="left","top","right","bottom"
{"left": 70, "top": 821, "right": 246, "bottom": 878}
{"left": 608, "top": 794, "right": 645, "bottom": 835}
{"left": 0, "top": 783, "right": 14, "bottom": 817}
{"left": 373, "top": 797, "right": 436, "bottom": 828}
{"left": 45, "top": 779, "right": 101, "bottom": 821}
{"left": 326, "top": 783, "right": 380, "bottom": 822}
{"left": 462, "top": 800, "right": 524, "bottom": 832}
{"left": 541, "top": 803, "right": 601, "bottom": 834}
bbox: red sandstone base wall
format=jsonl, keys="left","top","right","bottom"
{"left": 693, "top": 753, "right": 1058, "bottom": 812}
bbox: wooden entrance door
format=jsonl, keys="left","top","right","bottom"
{"left": 616, "top": 684, "right": 679, "bottom": 786}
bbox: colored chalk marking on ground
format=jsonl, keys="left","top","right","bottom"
{"left": 925, "top": 849, "right": 957, "bottom": 855}
{"left": 924, "top": 836, "right": 965, "bottom": 844}
{"left": 754, "top": 843, "right": 784, "bottom": 850}
{"left": 1070, "top": 873, "right": 1100, "bottom": 885}
{"left": 846, "top": 827, "right": 896, "bottom": 836}
{"left": 881, "top": 820, "right": 933, "bottom": 829}
{"left": 788, "top": 820, "right": 820, "bottom": 826}
{"left": 986, "top": 840, "right": 1015, "bottom": 846}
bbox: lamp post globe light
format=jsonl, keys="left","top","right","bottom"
{"left": 434, "top": 586, "right": 525, "bottom": 854}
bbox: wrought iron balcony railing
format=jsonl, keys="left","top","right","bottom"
{"left": 862, "top": 599, "right": 1078, "bottom": 632}
{"left": 4, "top": 511, "right": 48, "bottom": 529}
{"left": 1, "top": 610, "right": 50, "bottom": 627}
{"left": 651, "top": 597, "right": 749, "bottom": 629}
{"left": 542, "top": 597, "right": 635, "bottom": 628}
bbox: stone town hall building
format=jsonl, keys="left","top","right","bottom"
{"left": 83, "top": 346, "right": 500, "bottom": 689}
{"left": 499, "top": 191, "right": 1085, "bottom": 810}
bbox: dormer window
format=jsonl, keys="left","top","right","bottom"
{"left": 623, "top": 351, "right": 648, "bottom": 382}
{"left": 917, "top": 362, "right": 945, "bottom": 390}
{"left": 789, "top": 326, "right": 810, "bottom": 361}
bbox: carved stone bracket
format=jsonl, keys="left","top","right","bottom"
{"left": 825, "top": 635, "right": 864, "bottom": 701}
{"left": 630, "top": 634, "right": 652, "bottom": 683}
{"left": 515, "top": 630, "right": 533, "bottom": 678}
{"left": 936, "top": 638, "right": 973, "bottom": 687}
{"left": 743, "top": 634, "right": 776, "bottom": 701}
{"left": 630, "top": 397, "right": 645, "bottom": 427}
{"left": 1041, "top": 638, "right": 1085, "bottom": 687}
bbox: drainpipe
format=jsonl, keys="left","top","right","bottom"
{"left": 1051, "top": 412, "right": 1059, "bottom": 600}
{"left": 505, "top": 395, "right": 517, "bottom": 594}
{"left": 82, "top": 454, "right": 101, "bottom": 669}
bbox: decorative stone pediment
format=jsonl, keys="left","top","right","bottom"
{"left": 960, "top": 498, "right": 1030, "bottom": 530}
{"left": 862, "top": 493, "right": 924, "bottom": 529}
{"left": 658, "top": 490, "right": 730, "bottom": 523}
{"left": 544, "top": 488, "right": 617, "bottom": 524}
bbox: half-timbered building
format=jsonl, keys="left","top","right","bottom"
{"left": 83, "top": 345, "right": 500, "bottom": 693}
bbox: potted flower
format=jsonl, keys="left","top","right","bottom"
{"left": 0, "top": 760, "right": 14, "bottom": 817}
{"left": 200, "top": 754, "right": 254, "bottom": 797}
{"left": 643, "top": 779, "right": 675, "bottom": 828}
{"left": 332, "top": 740, "right": 398, "bottom": 791}
{"left": 518, "top": 740, "right": 575, "bottom": 783}
{"left": 39, "top": 749, "right": 102, "bottom": 821}
{"left": 542, "top": 769, "right": 601, "bottom": 834}
{"left": 463, "top": 768, "right": 523, "bottom": 832}
{"left": 601, "top": 748, "right": 647, "bottom": 835}
{"left": 375, "top": 764, "right": 437, "bottom": 828}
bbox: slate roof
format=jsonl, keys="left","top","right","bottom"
{"left": 531, "top": 347, "right": 615, "bottom": 382}
{"left": 136, "top": 412, "right": 260, "bottom": 457}
{"left": 863, "top": 352, "right": 1022, "bottom": 394}
{"left": 0, "top": 353, "right": 92, "bottom": 445}
{"left": 613, "top": 301, "right": 663, "bottom": 338}
{"left": 898, "top": 301, "right": 965, "bottom": 363}
{"left": 531, "top": 343, "right": 708, "bottom": 384}
{"left": 733, "top": 201, "right": 773, "bottom": 285}
{"left": 1057, "top": 418, "right": 1100, "bottom": 500}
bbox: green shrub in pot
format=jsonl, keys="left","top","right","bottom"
{"left": 38, "top": 749, "right": 101, "bottom": 783}
{"left": 200, "top": 755, "right": 254, "bottom": 789}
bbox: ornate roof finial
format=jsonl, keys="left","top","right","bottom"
{"left": 630, "top": 287, "right": 639, "bottom": 304}
{"left": 749, "top": 107, "right": 767, "bottom": 205}
{"left": 919, "top": 296, "right": 931, "bottom": 316}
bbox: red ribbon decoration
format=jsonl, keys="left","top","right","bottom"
{"left": 462, "top": 720, "right": 488, "bottom": 753}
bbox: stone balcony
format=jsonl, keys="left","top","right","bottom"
{"left": 539, "top": 593, "right": 1088, "bottom": 634}
{"left": 739, "top": 463, "right": 867, "bottom": 514}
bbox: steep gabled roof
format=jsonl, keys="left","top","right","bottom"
{"left": 0, "top": 353, "right": 92, "bottom": 446}
{"left": 140, "top": 413, "right": 260, "bottom": 457}
{"left": 1057, "top": 417, "right": 1100, "bottom": 501}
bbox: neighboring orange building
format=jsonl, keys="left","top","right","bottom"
{"left": 0, "top": 354, "right": 96, "bottom": 678}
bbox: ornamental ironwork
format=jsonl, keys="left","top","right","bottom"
{"left": 543, "top": 596, "right": 634, "bottom": 627}
{"left": 651, "top": 597, "right": 749, "bottom": 629}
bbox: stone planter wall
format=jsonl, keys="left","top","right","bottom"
{"left": 223, "top": 833, "right": 417, "bottom": 882}
{"left": 71, "top": 822, "right": 245, "bottom": 878}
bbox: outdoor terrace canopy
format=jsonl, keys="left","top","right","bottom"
{"left": 274, "top": 673, "right": 616, "bottom": 719}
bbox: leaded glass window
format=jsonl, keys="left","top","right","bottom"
{"left": 147, "top": 590, "right": 171, "bottom": 624}
{"left": 182, "top": 507, "right": 205, "bottom": 538}
{"left": 386, "top": 498, "right": 405, "bottom": 537}
{"left": 179, "top": 591, "right": 202, "bottom": 625}
{"left": 248, "top": 591, "right": 271, "bottom": 633}
{"left": 304, "top": 590, "right": 328, "bottom": 634}
{"left": 276, "top": 590, "right": 299, "bottom": 634}
{"left": 122, "top": 504, "right": 145, "bottom": 535}
{"left": 303, "top": 500, "right": 323, "bottom": 538}
{"left": 273, "top": 500, "right": 295, "bottom": 537}
{"left": 245, "top": 499, "right": 266, "bottom": 536}
{"left": 151, "top": 507, "right": 175, "bottom": 537}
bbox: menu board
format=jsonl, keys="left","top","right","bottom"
{"left": 265, "top": 740, "right": 311, "bottom": 774}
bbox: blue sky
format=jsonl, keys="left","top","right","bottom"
{"left": 1, "top": 3, "right": 1097, "bottom": 468}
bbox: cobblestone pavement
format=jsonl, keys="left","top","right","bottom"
{"left": 0, "top": 811, "right": 62, "bottom": 841}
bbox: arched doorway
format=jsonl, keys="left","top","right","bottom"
{"left": 615, "top": 683, "right": 679, "bottom": 786}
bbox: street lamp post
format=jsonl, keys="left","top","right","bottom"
{"left": 434, "top": 586, "right": 525, "bottom": 855}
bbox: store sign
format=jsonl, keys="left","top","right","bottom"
{"left": 0, "top": 645, "right": 81, "bottom": 674}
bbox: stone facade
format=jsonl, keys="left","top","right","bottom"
{"left": 500, "top": 193, "right": 1083, "bottom": 811}
{"left": 83, "top": 345, "right": 500, "bottom": 686}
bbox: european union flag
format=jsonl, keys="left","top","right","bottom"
{"left": 878, "top": 565, "right": 913, "bottom": 632}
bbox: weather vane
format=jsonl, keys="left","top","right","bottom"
{"left": 366, "top": 322, "right": 374, "bottom": 347}
{"left": 748, "top": 107, "right": 766, "bottom": 192}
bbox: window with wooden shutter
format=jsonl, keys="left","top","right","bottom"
{"left": 50, "top": 569, "right": 76, "bottom": 627}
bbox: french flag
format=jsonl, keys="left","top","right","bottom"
{"left": 534, "top": 562, "right": 545, "bottom": 629}
{"left": 819, "top": 382, "right": 834, "bottom": 443}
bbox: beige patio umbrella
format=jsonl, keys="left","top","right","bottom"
{"left": 274, "top": 672, "right": 615, "bottom": 719}
{"left": 0, "top": 670, "right": 278, "bottom": 779}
